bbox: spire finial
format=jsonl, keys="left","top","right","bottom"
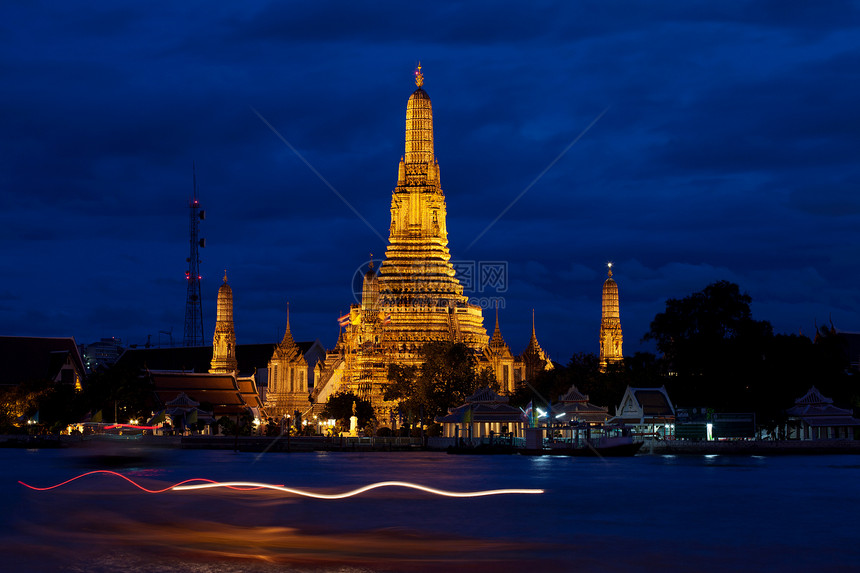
{"left": 287, "top": 301, "right": 290, "bottom": 325}
{"left": 369, "top": 252, "right": 374, "bottom": 270}
{"left": 495, "top": 303, "right": 500, "bottom": 330}
{"left": 415, "top": 62, "right": 424, "bottom": 88}
{"left": 532, "top": 308, "right": 536, "bottom": 336}
{"left": 223, "top": 269, "right": 228, "bottom": 283}
{"left": 607, "top": 262, "right": 613, "bottom": 278}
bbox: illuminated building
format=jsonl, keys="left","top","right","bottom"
{"left": 521, "top": 310, "right": 553, "bottom": 382}
{"left": 436, "top": 387, "right": 526, "bottom": 440}
{"left": 264, "top": 304, "right": 310, "bottom": 418}
{"left": 599, "top": 263, "right": 623, "bottom": 371}
{"left": 483, "top": 307, "right": 516, "bottom": 393}
{"left": 315, "top": 66, "right": 488, "bottom": 413}
{"left": 210, "top": 271, "right": 237, "bottom": 374}
{"left": 312, "top": 66, "right": 552, "bottom": 418}
{"left": 377, "top": 65, "right": 488, "bottom": 356}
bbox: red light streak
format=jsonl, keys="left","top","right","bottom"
{"left": 19, "top": 472, "right": 542, "bottom": 498}
{"left": 18, "top": 470, "right": 281, "bottom": 493}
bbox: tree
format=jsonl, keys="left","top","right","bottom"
{"left": 384, "top": 342, "right": 498, "bottom": 425}
{"left": 320, "top": 391, "right": 375, "bottom": 431}
{"left": 0, "top": 379, "right": 51, "bottom": 431}
{"left": 82, "top": 364, "right": 153, "bottom": 423}
{"left": 644, "top": 280, "right": 773, "bottom": 408}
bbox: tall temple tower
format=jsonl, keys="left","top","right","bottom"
{"left": 599, "top": 263, "right": 623, "bottom": 371}
{"left": 210, "top": 271, "right": 238, "bottom": 373}
{"left": 333, "top": 65, "right": 489, "bottom": 412}
{"left": 377, "top": 64, "right": 488, "bottom": 350}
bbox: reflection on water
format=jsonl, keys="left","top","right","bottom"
{"left": 3, "top": 449, "right": 860, "bottom": 572}
{"left": 7, "top": 453, "right": 556, "bottom": 572}
{"left": 17, "top": 511, "right": 545, "bottom": 572}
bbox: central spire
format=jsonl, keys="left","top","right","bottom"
{"left": 376, "top": 66, "right": 488, "bottom": 369}
{"left": 404, "top": 64, "right": 435, "bottom": 168}
{"left": 415, "top": 61, "right": 424, "bottom": 87}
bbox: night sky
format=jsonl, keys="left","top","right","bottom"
{"left": 3, "top": 1, "right": 859, "bottom": 362}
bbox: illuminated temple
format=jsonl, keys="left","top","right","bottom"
{"left": 599, "top": 263, "right": 623, "bottom": 371}
{"left": 312, "top": 66, "right": 551, "bottom": 417}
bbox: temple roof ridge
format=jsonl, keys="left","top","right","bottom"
{"left": 559, "top": 384, "right": 590, "bottom": 403}
{"left": 466, "top": 386, "right": 508, "bottom": 404}
{"left": 794, "top": 385, "right": 833, "bottom": 406}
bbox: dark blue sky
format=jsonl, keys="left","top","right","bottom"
{"left": 2, "top": 1, "right": 859, "bottom": 362}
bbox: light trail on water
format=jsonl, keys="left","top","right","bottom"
{"left": 19, "top": 471, "right": 543, "bottom": 498}
{"left": 18, "top": 470, "right": 281, "bottom": 493}
{"left": 174, "top": 480, "right": 545, "bottom": 499}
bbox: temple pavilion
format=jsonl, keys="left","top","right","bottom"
{"left": 785, "top": 386, "right": 860, "bottom": 440}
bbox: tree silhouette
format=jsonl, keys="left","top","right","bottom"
{"left": 645, "top": 280, "right": 773, "bottom": 408}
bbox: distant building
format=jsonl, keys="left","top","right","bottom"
{"left": 785, "top": 386, "right": 860, "bottom": 440}
{"left": 609, "top": 386, "right": 675, "bottom": 439}
{"left": 79, "top": 337, "right": 125, "bottom": 373}
{"left": 0, "top": 336, "right": 85, "bottom": 390}
{"left": 520, "top": 310, "right": 554, "bottom": 383}
{"left": 479, "top": 308, "right": 553, "bottom": 394}
{"left": 599, "top": 263, "right": 623, "bottom": 371}
{"left": 552, "top": 384, "right": 609, "bottom": 425}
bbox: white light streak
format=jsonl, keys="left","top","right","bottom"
{"left": 173, "top": 480, "right": 544, "bottom": 499}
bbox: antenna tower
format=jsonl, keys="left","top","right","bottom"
{"left": 183, "top": 163, "right": 206, "bottom": 346}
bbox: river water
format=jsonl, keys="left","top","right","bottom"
{"left": 1, "top": 447, "right": 858, "bottom": 572}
